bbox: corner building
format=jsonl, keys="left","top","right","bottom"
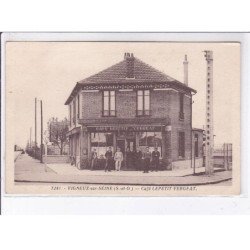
{"left": 65, "top": 53, "right": 203, "bottom": 170}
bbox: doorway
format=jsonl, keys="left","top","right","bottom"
{"left": 117, "top": 139, "right": 126, "bottom": 155}
{"left": 125, "top": 138, "right": 136, "bottom": 170}
{"left": 126, "top": 138, "right": 136, "bottom": 152}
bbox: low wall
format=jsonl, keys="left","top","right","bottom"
{"left": 14, "top": 151, "right": 22, "bottom": 161}
{"left": 44, "top": 155, "right": 70, "bottom": 164}
{"left": 172, "top": 158, "right": 203, "bottom": 170}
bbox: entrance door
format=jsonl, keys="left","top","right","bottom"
{"left": 125, "top": 138, "right": 136, "bottom": 170}
{"left": 127, "top": 138, "right": 136, "bottom": 152}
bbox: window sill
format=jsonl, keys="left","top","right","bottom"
{"left": 136, "top": 110, "right": 152, "bottom": 117}
{"left": 136, "top": 115, "right": 151, "bottom": 117}
{"left": 102, "top": 115, "right": 117, "bottom": 118}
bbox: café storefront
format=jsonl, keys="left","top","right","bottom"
{"left": 79, "top": 118, "right": 172, "bottom": 170}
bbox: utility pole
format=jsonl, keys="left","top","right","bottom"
{"left": 40, "top": 100, "right": 43, "bottom": 163}
{"left": 30, "top": 127, "right": 32, "bottom": 148}
{"left": 35, "top": 98, "right": 37, "bottom": 158}
{"left": 193, "top": 133, "right": 197, "bottom": 175}
{"left": 204, "top": 50, "right": 214, "bottom": 175}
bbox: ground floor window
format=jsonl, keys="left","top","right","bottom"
{"left": 91, "top": 132, "right": 114, "bottom": 157}
{"left": 138, "top": 131, "right": 162, "bottom": 156}
{"left": 178, "top": 132, "right": 185, "bottom": 158}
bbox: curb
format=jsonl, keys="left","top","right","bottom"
{"left": 15, "top": 177, "right": 232, "bottom": 186}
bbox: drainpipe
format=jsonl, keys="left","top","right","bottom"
{"left": 191, "top": 95, "right": 193, "bottom": 171}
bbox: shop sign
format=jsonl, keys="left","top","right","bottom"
{"left": 88, "top": 125, "right": 164, "bottom": 132}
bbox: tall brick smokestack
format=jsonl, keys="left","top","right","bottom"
{"left": 183, "top": 54, "right": 188, "bottom": 85}
{"left": 124, "top": 52, "right": 135, "bottom": 78}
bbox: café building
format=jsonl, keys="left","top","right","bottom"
{"left": 65, "top": 53, "right": 203, "bottom": 170}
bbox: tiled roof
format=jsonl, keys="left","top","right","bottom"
{"left": 65, "top": 56, "right": 196, "bottom": 105}
{"left": 78, "top": 57, "right": 177, "bottom": 85}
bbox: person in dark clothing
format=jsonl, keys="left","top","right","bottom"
{"left": 90, "top": 148, "right": 98, "bottom": 171}
{"left": 151, "top": 147, "right": 160, "bottom": 172}
{"left": 105, "top": 147, "right": 113, "bottom": 172}
{"left": 135, "top": 148, "right": 143, "bottom": 170}
{"left": 143, "top": 147, "right": 151, "bottom": 173}
{"left": 126, "top": 147, "right": 133, "bottom": 169}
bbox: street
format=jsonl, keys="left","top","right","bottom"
{"left": 15, "top": 153, "right": 232, "bottom": 186}
{"left": 15, "top": 153, "right": 56, "bottom": 176}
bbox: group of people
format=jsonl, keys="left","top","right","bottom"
{"left": 90, "top": 146, "right": 161, "bottom": 173}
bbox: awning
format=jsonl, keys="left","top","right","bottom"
{"left": 66, "top": 127, "right": 81, "bottom": 137}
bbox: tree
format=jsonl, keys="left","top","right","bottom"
{"left": 48, "top": 117, "right": 69, "bottom": 155}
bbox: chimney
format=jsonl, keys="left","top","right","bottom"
{"left": 183, "top": 54, "right": 188, "bottom": 85}
{"left": 124, "top": 52, "right": 135, "bottom": 78}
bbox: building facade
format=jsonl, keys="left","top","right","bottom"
{"left": 65, "top": 53, "right": 203, "bottom": 170}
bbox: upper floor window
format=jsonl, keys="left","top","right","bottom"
{"left": 103, "top": 90, "right": 116, "bottom": 116}
{"left": 137, "top": 90, "right": 150, "bottom": 116}
{"left": 179, "top": 93, "right": 184, "bottom": 120}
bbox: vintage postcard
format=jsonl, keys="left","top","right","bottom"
{"left": 3, "top": 35, "right": 240, "bottom": 196}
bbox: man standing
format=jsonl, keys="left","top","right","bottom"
{"left": 90, "top": 148, "right": 98, "bottom": 171}
{"left": 143, "top": 147, "right": 151, "bottom": 173}
{"left": 135, "top": 147, "right": 143, "bottom": 170}
{"left": 151, "top": 147, "right": 160, "bottom": 172}
{"left": 105, "top": 147, "right": 113, "bottom": 172}
{"left": 114, "top": 147, "right": 123, "bottom": 171}
{"left": 126, "top": 147, "right": 132, "bottom": 169}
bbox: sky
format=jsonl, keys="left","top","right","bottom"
{"left": 5, "top": 42, "right": 240, "bottom": 148}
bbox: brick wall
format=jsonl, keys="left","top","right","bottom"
{"left": 82, "top": 91, "right": 102, "bottom": 118}
{"left": 45, "top": 155, "right": 70, "bottom": 164}
{"left": 116, "top": 91, "right": 136, "bottom": 118}
{"left": 81, "top": 89, "right": 172, "bottom": 120}
{"left": 169, "top": 91, "right": 192, "bottom": 162}
{"left": 80, "top": 88, "right": 193, "bottom": 163}
{"left": 151, "top": 90, "right": 171, "bottom": 118}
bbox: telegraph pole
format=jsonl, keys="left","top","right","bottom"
{"left": 30, "top": 127, "right": 32, "bottom": 148}
{"left": 204, "top": 50, "right": 214, "bottom": 175}
{"left": 35, "top": 98, "right": 37, "bottom": 158}
{"left": 40, "top": 100, "right": 43, "bottom": 163}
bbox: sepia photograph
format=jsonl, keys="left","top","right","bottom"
{"left": 4, "top": 39, "right": 240, "bottom": 195}
{"left": 0, "top": 1, "right": 250, "bottom": 249}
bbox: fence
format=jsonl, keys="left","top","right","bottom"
{"left": 213, "top": 143, "right": 232, "bottom": 170}
{"left": 44, "top": 155, "right": 70, "bottom": 164}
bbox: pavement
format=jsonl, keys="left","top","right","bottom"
{"left": 14, "top": 151, "right": 22, "bottom": 161}
{"left": 15, "top": 154, "right": 232, "bottom": 186}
